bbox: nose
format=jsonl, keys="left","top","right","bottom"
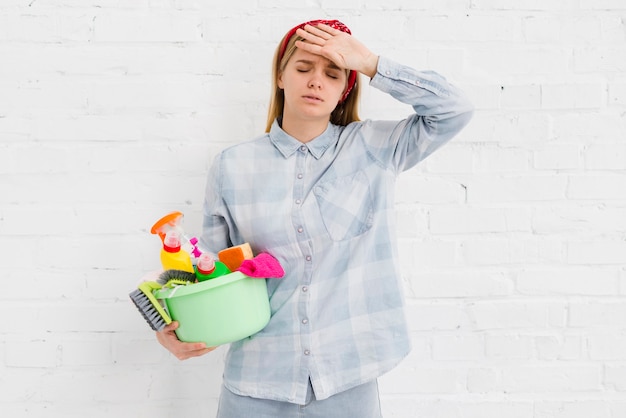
{"left": 308, "top": 71, "right": 322, "bottom": 89}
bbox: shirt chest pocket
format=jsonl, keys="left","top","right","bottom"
{"left": 313, "top": 171, "right": 374, "bottom": 241}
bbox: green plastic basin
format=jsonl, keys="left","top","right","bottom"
{"left": 154, "top": 272, "right": 270, "bottom": 346}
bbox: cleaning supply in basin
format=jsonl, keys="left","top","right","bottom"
{"left": 160, "top": 230, "right": 194, "bottom": 273}
{"left": 195, "top": 252, "right": 231, "bottom": 282}
{"left": 218, "top": 242, "right": 254, "bottom": 271}
{"left": 129, "top": 277, "right": 197, "bottom": 331}
{"left": 237, "top": 253, "right": 285, "bottom": 278}
{"left": 151, "top": 211, "right": 185, "bottom": 243}
{"left": 151, "top": 210, "right": 198, "bottom": 261}
{"left": 157, "top": 269, "right": 197, "bottom": 285}
{"left": 185, "top": 236, "right": 203, "bottom": 258}
{"left": 129, "top": 281, "right": 172, "bottom": 332}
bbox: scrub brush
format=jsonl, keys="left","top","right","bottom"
{"left": 157, "top": 269, "right": 197, "bottom": 285}
{"left": 129, "top": 281, "right": 172, "bottom": 332}
{"left": 129, "top": 271, "right": 195, "bottom": 332}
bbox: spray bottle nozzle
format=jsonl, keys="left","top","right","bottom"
{"left": 151, "top": 211, "right": 185, "bottom": 243}
{"left": 197, "top": 252, "right": 216, "bottom": 275}
{"left": 163, "top": 230, "right": 182, "bottom": 253}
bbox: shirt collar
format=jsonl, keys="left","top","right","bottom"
{"left": 269, "top": 119, "right": 338, "bottom": 160}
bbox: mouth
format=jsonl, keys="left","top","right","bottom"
{"left": 302, "top": 95, "right": 323, "bottom": 102}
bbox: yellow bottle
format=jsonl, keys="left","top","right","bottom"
{"left": 160, "top": 230, "right": 194, "bottom": 273}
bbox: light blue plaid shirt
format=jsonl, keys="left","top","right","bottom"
{"left": 199, "top": 56, "right": 473, "bottom": 404}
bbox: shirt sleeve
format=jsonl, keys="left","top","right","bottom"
{"left": 363, "top": 55, "right": 474, "bottom": 173}
{"left": 198, "top": 152, "right": 232, "bottom": 254}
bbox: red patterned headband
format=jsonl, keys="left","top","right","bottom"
{"left": 279, "top": 19, "right": 357, "bottom": 103}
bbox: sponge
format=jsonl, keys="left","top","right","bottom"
{"left": 218, "top": 243, "right": 254, "bottom": 271}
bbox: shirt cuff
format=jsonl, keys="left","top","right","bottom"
{"left": 370, "top": 56, "right": 448, "bottom": 96}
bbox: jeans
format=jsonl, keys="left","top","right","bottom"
{"left": 216, "top": 379, "right": 383, "bottom": 418}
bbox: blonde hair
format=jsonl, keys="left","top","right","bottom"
{"left": 265, "top": 34, "right": 361, "bottom": 133}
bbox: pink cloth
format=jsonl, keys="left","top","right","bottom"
{"left": 237, "top": 253, "right": 285, "bottom": 279}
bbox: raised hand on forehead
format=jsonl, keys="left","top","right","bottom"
{"left": 295, "top": 23, "right": 378, "bottom": 79}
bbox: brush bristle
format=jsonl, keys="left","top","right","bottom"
{"left": 129, "top": 289, "right": 167, "bottom": 332}
{"left": 157, "top": 269, "right": 197, "bottom": 285}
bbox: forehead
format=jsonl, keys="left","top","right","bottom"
{"left": 288, "top": 48, "right": 340, "bottom": 69}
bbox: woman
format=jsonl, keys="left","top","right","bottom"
{"left": 157, "top": 19, "right": 473, "bottom": 417}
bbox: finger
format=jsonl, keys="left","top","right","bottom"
{"left": 294, "top": 39, "right": 322, "bottom": 55}
{"left": 295, "top": 28, "right": 325, "bottom": 46}
{"left": 176, "top": 346, "right": 217, "bottom": 361}
{"left": 197, "top": 347, "right": 218, "bottom": 355}
{"left": 303, "top": 24, "right": 333, "bottom": 39}
{"left": 161, "top": 321, "right": 179, "bottom": 332}
{"left": 314, "top": 23, "right": 343, "bottom": 36}
{"left": 181, "top": 341, "right": 208, "bottom": 351}
{"left": 170, "top": 341, "right": 206, "bottom": 357}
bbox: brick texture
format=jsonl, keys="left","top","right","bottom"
{"left": 1, "top": 2, "right": 625, "bottom": 417}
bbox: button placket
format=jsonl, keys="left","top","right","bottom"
{"left": 293, "top": 144, "right": 313, "bottom": 366}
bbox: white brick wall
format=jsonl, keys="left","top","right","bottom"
{"left": 1, "top": 1, "right": 625, "bottom": 417}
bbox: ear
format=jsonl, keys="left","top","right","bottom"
{"left": 277, "top": 71, "right": 284, "bottom": 90}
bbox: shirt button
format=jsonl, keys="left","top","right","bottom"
{"left": 385, "top": 70, "right": 391, "bottom": 75}
{"left": 295, "top": 199, "right": 301, "bottom": 205}
{"left": 302, "top": 286, "right": 308, "bottom": 292}
{"left": 304, "top": 350, "right": 310, "bottom": 356}
{"left": 305, "top": 255, "right": 311, "bottom": 262}
{"left": 297, "top": 173, "right": 303, "bottom": 179}
{"left": 302, "top": 318, "right": 309, "bottom": 324}
{"left": 300, "top": 145, "right": 307, "bottom": 152}
{"left": 297, "top": 227, "right": 303, "bottom": 233}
